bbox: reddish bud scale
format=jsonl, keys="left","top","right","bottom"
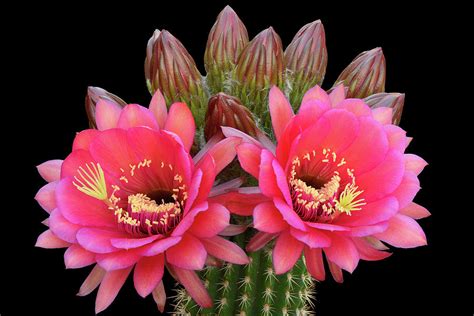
{"left": 334, "top": 47, "right": 386, "bottom": 98}
{"left": 364, "top": 92, "right": 405, "bottom": 125}
{"left": 85, "top": 86, "right": 127, "bottom": 129}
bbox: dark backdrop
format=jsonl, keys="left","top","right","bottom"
{"left": 4, "top": 1, "right": 470, "bottom": 315}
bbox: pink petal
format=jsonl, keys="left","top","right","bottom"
{"left": 253, "top": 202, "right": 288, "bottom": 233}
{"left": 391, "top": 171, "right": 421, "bottom": 209}
{"left": 72, "top": 129, "right": 100, "bottom": 151}
{"left": 399, "top": 202, "right": 431, "bottom": 219}
{"left": 256, "top": 130, "right": 277, "bottom": 153}
{"left": 149, "top": 90, "right": 167, "bottom": 128}
{"left": 323, "top": 234, "right": 359, "bottom": 273}
{"left": 221, "top": 126, "right": 262, "bottom": 147}
{"left": 404, "top": 154, "right": 428, "bottom": 175}
{"left": 166, "top": 233, "right": 206, "bottom": 270}
{"left": 304, "top": 246, "right": 325, "bottom": 281}
{"left": 259, "top": 150, "right": 285, "bottom": 200}
{"left": 272, "top": 158, "right": 293, "bottom": 205}
{"left": 306, "top": 222, "right": 349, "bottom": 232}
{"left": 273, "top": 231, "right": 304, "bottom": 274}
{"left": 76, "top": 228, "right": 126, "bottom": 254}
{"left": 152, "top": 281, "right": 166, "bottom": 313}
{"left": 384, "top": 125, "right": 409, "bottom": 152}
{"left": 35, "top": 181, "right": 57, "bottom": 213}
{"left": 208, "top": 191, "right": 269, "bottom": 216}
{"left": 143, "top": 236, "right": 182, "bottom": 256}
{"left": 188, "top": 203, "right": 230, "bottom": 238}
{"left": 37, "top": 159, "right": 63, "bottom": 182}
{"left": 301, "top": 85, "right": 330, "bottom": 107}
{"left": 201, "top": 236, "right": 249, "bottom": 265}
{"left": 327, "top": 259, "right": 344, "bottom": 283}
{"left": 236, "top": 142, "right": 262, "bottom": 178}
{"left": 269, "top": 86, "right": 294, "bottom": 141}
{"left": 96, "top": 247, "right": 144, "bottom": 271}
{"left": 134, "top": 254, "right": 165, "bottom": 297}
{"left": 349, "top": 222, "right": 389, "bottom": 237}
{"left": 336, "top": 99, "right": 372, "bottom": 117}
{"left": 246, "top": 231, "right": 277, "bottom": 252}
{"left": 117, "top": 103, "right": 160, "bottom": 130}
{"left": 78, "top": 264, "right": 106, "bottom": 296}
{"left": 290, "top": 227, "right": 331, "bottom": 248}
{"left": 172, "top": 202, "right": 208, "bottom": 237}
{"left": 164, "top": 102, "right": 195, "bottom": 152}
{"left": 209, "top": 177, "right": 244, "bottom": 197}
{"left": 111, "top": 235, "right": 160, "bottom": 250}
{"left": 274, "top": 198, "right": 307, "bottom": 231}
{"left": 95, "top": 99, "right": 122, "bottom": 130}
{"left": 352, "top": 237, "right": 391, "bottom": 261}
{"left": 219, "top": 224, "right": 248, "bottom": 236}
{"left": 328, "top": 83, "right": 346, "bottom": 107}
{"left": 372, "top": 107, "right": 393, "bottom": 125}
{"left": 60, "top": 149, "right": 94, "bottom": 178}
{"left": 64, "top": 244, "right": 96, "bottom": 269}
{"left": 193, "top": 134, "right": 221, "bottom": 165}
{"left": 190, "top": 156, "right": 216, "bottom": 210}
{"left": 95, "top": 267, "right": 132, "bottom": 313}
{"left": 335, "top": 196, "right": 399, "bottom": 227}
{"left": 374, "top": 214, "right": 427, "bottom": 248}
{"left": 35, "top": 229, "right": 70, "bottom": 248}
{"left": 169, "top": 265, "right": 212, "bottom": 308}
{"left": 206, "top": 137, "right": 241, "bottom": 174}
{"left": 49, "top": 208, "right": 81, "bottom": 243}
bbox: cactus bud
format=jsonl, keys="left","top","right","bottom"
{"left": 205, "top": 6, "right": 249, "bottom": 93}
{"left": 285, "top": 20, "right": 327, "bottom": 106}
{"left": 204, "top": 93, "right": 257, "bottom": 141}
{"left": 364, "top": 92, "right": 405, "bottom": 125}
{"left": 85, "top": 86, "right": 127, "bottom": 128}
{"left": 145, "top": 29, "right": 161, "bottom": 93}
{"left": 234, "top": 27, "right": 284, "bottom": 119}
{"left": 334, "top": 47, "right": 386, "bottom": 98}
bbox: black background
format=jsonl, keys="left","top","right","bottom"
{"left": 3, "top": 1, "right": 471, "bottom": 315}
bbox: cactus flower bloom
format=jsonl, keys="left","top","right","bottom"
{"left": 35, "top": 91, "right": 248, "bottom": 313}
{"left": 227, "top": 84, "right": 429, "bottom": 282}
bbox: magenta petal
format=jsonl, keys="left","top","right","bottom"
{"left": 349, "top": 222, "right": 389, "bottom": 237}
{"left": 336, "top": 196, "right": 399, "bottom": 227}
{"left": 35, "top": 181, "right": 58, "bottom": 213}
{"left": 374, "top": 214, "right": 427, "bottom": 248}
{"left": 399, "top": 202, "right": 431, "bottom": 219}
{"left": 384, "top": 125, "right": 409, "bottom": 152}
{"left": 201, "top": 236, "right": 249, "bottom": 265}
{"left": 258, "top": 150, "right": 283, "bottom": 198}
{"left": 269, "top": 86, "right": 294, "bottom": 141}
{"left": 169, "top": 265, "right": 212, "bottom": 308}
{"left": 117, "top": 104, "right": 160, "bottom": 130}
{"left": 188, "top": 203, "right": 230, "bottom": 238}
{"left": 73, "top": 129, "right": 100, "bottom": 151}
{"left": 304, "top": 246, "right": 325, "bottom": 281}
{"left": 95, "top": 99, "right": 122, "bottom": 131}
{"left": 306, "top": 222, "right": 350, "bottom": 232}
{"left": 323, "top": 234, "right": 359, "bottom": 273}
{"left": 64, "top": 244, "right": 96, "bottom": 269}
{"left": 111, "top": 235, "right": 160, "bottom": 250}
{"left": 134, "top": 254, "right": 165, "bottom": 298}
{"left": 166, "top": 234, "right": 206, "bottom": 270}
{"left": 60, "top": 149, "right": 94, "bottom": 179}
{"left": 327, "top": 259, "right": 344, "bottom": 283}
{"left": 49, "top": 209, "right": 81, "bottom": 243}
{"left": 148, "top": 90, "right": 167, "bottom": 129}
{"left": 246, "top": 231, "right": 277, "bottom": 252}
{"left": 219, "top": 224, "right": 248, "bottom": 236}
{"left": 143, "top": 236, "right": 182, "bottom": 256}
{"left": 96, "top": 247, "right": 144, "bottom": 271}
{"left": 404, "top": 154, "right": 428, "bottom": 175}
{"left": 301, "top": 85, "right": 330, "bottom": 106}
{"left": 392, "top": 171, "right": 420, "bottom": 209}
{"left": 352, "top": 237, "right": 391, "bottom": 261}
{"left": 209, "top": 191, "right": 270, "bottom": 216}
{"left": 78, "top": 264, "right": 106, "bottom": 296}
{"left": 37, "top": 159, "right": 63, "bottom": 182}
{"left": 372, "top": 107, "right": 393, "bottom": 125}
{"left": 172, "top": 202, "right": 208, "bottom": 237}
{"left": 236, "top": 142, "right": 262, "bottom": 178}
{"left": 273, "top": 198, "right": 307, "bottom": 231}
{"left": 35, "top": 229, "right": 70, "bottom": 248}
{"left": 190, "top": 156, "right": 216, "bottom": 209}
{"left": 76, "top": 228, "right": 126, "bottom": 254}
{"left": 152, "top": 281, "right": 166, "bottom": 313}
{"left": 95, "top": 267, "right": 132, "bottom": 313}
{"left": 253, "top": 202, "right": 288, "bottom": 233}
{"left": 273, "top": 231, "right": 304, "bottom": 274}
{"left": 290, "top": 227, "right": 331, "bottom": 248}
{"left": 328, "top": 83, "right": 346, "bottom": 106}
{"left": 164, "top": 102, "right": 195, "bottom": 152}
{"left": 336, "top": 99, "right": 372, "bottom": 117}
{"left": 206, "top": 137, "right": 241, "bottom": 174}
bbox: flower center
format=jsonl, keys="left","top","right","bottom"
{"left": 73, "top": 159, "right": 188, "bottom": 237}
{"left": 288, "top": 148, "right": 366, "bottom": 223}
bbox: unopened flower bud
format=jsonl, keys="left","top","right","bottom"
{"left": 204, "top": 6, "right": 248, "bottom": 93}
{"left": 204, "top": 93, "right": 257, "bottom": 141}
{"left": 285, "top": 20, "right": 327, "bottom": 106}
{"left": 364, "top": 92, "right": 405, "bottom": 125}
{"left": 85, "top": 86, "right": 127, "bottom": 128}
{"left": 334, "top": 47, "right": 386, "bottom": 98}
{"left": 234, "top": 27, "right": 284, "bottom": 117}
{"left": 145, "top": 29, "right": 161, "bottom": 90}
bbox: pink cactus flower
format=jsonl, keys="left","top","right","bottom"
{"left": 224, "top": 84, "right": 429, "bottom": 282}
{"left": 35, "top": 90, "right": 248, "bottom": 313}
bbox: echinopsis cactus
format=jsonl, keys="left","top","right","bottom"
{"left": 33, "top": 5, "right": 429, "bottom": 316}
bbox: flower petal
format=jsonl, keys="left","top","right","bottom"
{"left": 269, "top": 86, "right": 294, "bottom": 140}
{"left": 188, "top": 203, "right": 230, "bottom": 238}
{"left": 143, "top": 236, "right": 182, "bottom": 256}
{"left": 236, "top": 142, "right": 262, "bottom": 178}
{"left": 392, "top": 171, "right": 420, "bottom": 209}
{"left": 110, "top": 235, "right": 160, "bottom": 250}
{"left": 201, "top": 236, "right": 249, "bottom": 265}
{"left": 208, "top": 190, "right": 270, "bottom": 216}
{"left": 95, "top": 99, "right": 122, "bottom": 131}
{"left": 404, "top": 154, "right": 428, "bottom": 175}
{"left": 327, "top": 259, "right": 344, "bottom": 283}
{"left": 290, "top": 227, "right": 332, "bottom": 248}
{"left": 73, "top": 129, "right": 100, "bottom": 151}
{"left": 49, "top": 208, "right": 81, "bottom": 243}
{"left": 384, "top": 125, "right": 409, "bottom": 152}
{"left": 117, "top": 104, "right": 159, "bottom": 130}
{"left": 134, "top": 254, "right": 165, "bottom": 298}
{"left": 37, "top": 159, "right": 63, "bottom": 182}
{"left": 78, "top": 264, "right": 106, "bottom": 296}
{"left": 274, "top": 198, "right": 307, "bottom": 231}
{"left": 374, "top": 214, "right": 427, "bottom": 248}
{"left": 166, "top": 233, "right": 206, "bottom": 270}
{"left": 399, "top": 202, "right": 431, "bottom": 219}
{"left": 246, "top": 231, "right": 277, "bottom": 252}
{"left": 35, "top": 230, "right": 70, "bottom": 248}
{"left": 253, "top": 202, "right": 288, "bottom": 233}
{"left": 172, "top": 202, "right": 208, "bottom": 237}
{"left": 64, "top": 244, "right": 96, "bottom": 269}
{"left": 169, "top": 265, "right": 212, "bottom": 308}
{"left": 372, "top": 107, "right": 393, "bottom": 125}
{"left": 152, "top": 281, "right": 166, "bottom": 313}
{"left": 328, "top": 83, "right": 346, "bottom": 106}
{"left": 95, "top": 267, "right": 132, "bottom": 313}
{"left": 164, "top": 102, "right": 195, "bottom": 152}
{"left": 96, "top": 247, "right": 144, "bottom": 271}
{"left": 206, "top": 137, "right": 241, "bottom": 174}
{"left": 301, "top": 85, "right": 330, "bottom": 107}
{"left": 35, "top": 181, "right": 58, "bottom": 213}
{"left": 335, "top": 196, "right": 399, "bottom": 227}
{"left": 323, "top": 234, "right": 359, "bottom": 273}
{"left": 149, "top": 90, "right": 167, "bottom": 128}
{"left": 76, "top": 228, "right": 126, "bottom": 254}
{"left": 352, "top": 237, "right": 391, "bottom": 261}
{"left": 273, "top": 231, "right": 304, "bottom": 274}
{"left": 304, "top": 246, "right": 325, "bottom": 281}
